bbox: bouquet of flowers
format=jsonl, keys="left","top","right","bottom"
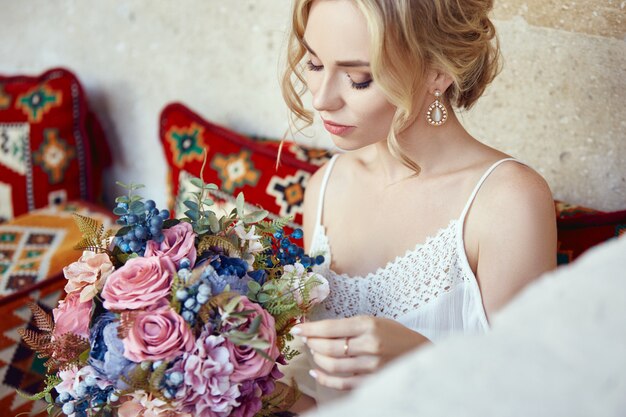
{"left": 19, "top": 178, "right": 329, "bottom": 417}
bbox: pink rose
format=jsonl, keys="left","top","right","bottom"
{"left": 223, "top": 296, "right": 280, "bottom": 382}
{"left": 63, "top": 251, "right": 114, "bottom": 302}
{"left": 144, "top": 222, "right": 196, "bottom": 268}
{"left": 101, "top": 256, "right": 175, "bottom": 311}
{"left": 53, "top": 292, "right": 92, "bottom": 339}
{"left": 123, "top": 307, "right": 194, "bottom": 363}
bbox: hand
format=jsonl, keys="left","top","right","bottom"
{"left": 291, "top": 316, "right": 428, "bottom": 390}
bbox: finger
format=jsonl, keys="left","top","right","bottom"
{"left": 309, "top": 369, "right": 366, "bottom": 391}
{"left": 292, "top": 316, "right": 371, "bottom": 338}
{"left": 312, "top": 351, "right": 380, "bottom": 375}
{"left": 306, "top": 333, "right": 372, "bottom": 357}
{"left": 305, "top": 335, "right": 360, "bottom": 357}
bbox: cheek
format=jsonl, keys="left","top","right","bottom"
{"left": 305, "top": 71, "right": 322, "bottom": 95}
{"left": 350, "top": 92, "right": 396, "bottom": 132}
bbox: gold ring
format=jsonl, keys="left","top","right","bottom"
{"left": 343, "top": 337, "right": 350, "bottom": 356}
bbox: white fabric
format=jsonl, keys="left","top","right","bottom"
{"left": 280, "top": 154, "right": 525, "bottom": 403}
{"left": 304, "top": 235, "right": 626, "bottom": 417}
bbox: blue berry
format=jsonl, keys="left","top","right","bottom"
{"left": 315, "top": 255, "right": 325, "bottom": 265}
{"left": 182, "top": 311, "right": 194, "bottom": 322}
{"left": 179, "top": 257, "right": 191, "bottom": 269}
{"left": 184, "top": 298, "right": 196, "bottom": 309}
{"left": 197, "top": 294, "right": 209, "bottom": 304}
{"left": 198, "top": 284, "right": 211, "bottom": 295}
{"left": 84, "top": 375, "right": 97, "bottom": 387}
{"left": 108, "top": 392, "right": 119, "bottom": 403}
{"left": 62, "top": 402, "right": 75, "bottom": 415}
{"left": 116, "top": 202, "right": 129, "bottom": 210}
{"left": 169, "top": 371, "right": 183, "bottom": 385}
{"left": 159, "top": 209, "right": 170, "bottom": 219}
{"left": 129, "top": 240, "right": 142, "bottom": 252}
{"left": 127, "top": 214, "right": 138, "bottom": 224}
{"left": 273, "top": 230, "right": 283, "bottom": 239}
{"left": 75, "top": 383, "right": 87, "bottom": 397}
{"left": 291, "top": 229, "right": 303, "bottom": 239}
{"left": 280, "top": 238, "right": 290, "bottom": 248}
{"left": 150, "top": 216, "right": 164, "bottom": 227}
{"left": 145, "top": 200, "right": 156, "bottom": 210}
{"left": 176, "top": 289, "right": 189, "bottom": 300}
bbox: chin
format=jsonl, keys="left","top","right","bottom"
{"left": 329, "top": 134, "right": 377, "bottom": 152}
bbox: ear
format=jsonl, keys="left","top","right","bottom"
{"left": 425, "top": 69, "right": 454, "bottom": 96}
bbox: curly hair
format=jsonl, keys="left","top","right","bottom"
{"left": 281, "top": 0, "right": 501, "bottom": 173}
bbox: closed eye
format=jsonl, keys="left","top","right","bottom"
{"left": 306, "top": 60, "right": 323, "bottom": 72}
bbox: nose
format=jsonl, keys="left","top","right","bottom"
{"left": 311, "top": 73, "right": 344, "bottom": 113}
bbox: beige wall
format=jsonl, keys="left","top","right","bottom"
{"left": 1, "top": 0, "right": 624, "bottom": 211}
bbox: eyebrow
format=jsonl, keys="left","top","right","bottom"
{"left": 302, "top": 38, "right": 370, "bottom": 68}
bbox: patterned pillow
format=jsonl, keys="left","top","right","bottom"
{"left": 159, "top": 102, "right": 333, "bottom": 228}
{"left": 0, "top": 67, "right": 110, "bottom": 222}
{"left": 555, "top": 201, "right": 626, "bottom": 265}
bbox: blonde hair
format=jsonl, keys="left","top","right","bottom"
{"left": 281, "top": 0, "right": 501, "bottom": 173}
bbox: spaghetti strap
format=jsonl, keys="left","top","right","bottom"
{"left": 315, "top": 154, "right": 340, "bottom": 227}
{"left": 458, "top": 158, "right": 526, "bottom": 223}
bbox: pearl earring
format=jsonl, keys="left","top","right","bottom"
{"left": 426, "top": 90, "right": 448, "bottom": 126}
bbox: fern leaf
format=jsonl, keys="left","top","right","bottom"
{"left": 28, "top": 302, "right": 55, "bottom": 332}
{"left": 72, "top": 213, "right": 101, "bottom": 238}
{"left": 197, "top": 235, "right": 240, "bottom": 257}
{"left": 17, "top": 328, "right": 51, "bottom": 353}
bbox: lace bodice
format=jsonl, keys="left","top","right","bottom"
{"left": 309, "top": 218, "right": 471, "bottom": 322}
{"left": 279, "top": 154, "right": 526, "bottom": 403}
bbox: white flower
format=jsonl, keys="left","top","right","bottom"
{"left": 283, "top": 263, "right": 330, "bottom": 307}
{"left": 234, "top": 224, "right": 264, "bottom": 254}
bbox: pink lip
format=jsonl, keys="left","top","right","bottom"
{"left": 322, "top": 119, "right": 355, "bottom": 136}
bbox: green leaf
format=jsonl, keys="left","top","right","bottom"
{"left": 115, "top": 196, "right": 129, "bottom": 203}
{"left": 204, "top": 183, "right": 219, "bottom": 190}
{"left": 243, "top": 210, "right": 269, "bottom": 224}
{"left": 184, "top": 200, "right": 199, "bottom": 210}
{"left": 163, "top": 219, "right": 180, "bottom": 228}
{"left": 115, "top": 226, "right": 132, "bottom": 236}
{"left": 116, "top": 180, "right": 128, "bottom": 189}
{"left": 129, "top": 200, "right": 144, "bottom": 213}
{"left": 247, "top": 315, "right": 262, "bottom": 335}
{"left": 236, "top": 192, "right": 245, "bottom": 216}
{"left": 112, "top": 207, "right": 127, "bottom": 216}
{"left": 185, "top": 210, "right": 199, "bottom": 221}
{"left": 203, "top": 198, "right": 215, "bottom": 206}
{"left": 189, "top": 177, "right": 205, "bottom": 188}
{"left": 248, "top": 280, "right": 261, "bottom": 293}
{"left": 44, "top": 392, "right": 52, "bottom": 403}
{"left": 257, "top": 293, "right": 271, "bottom": 303}
{"left": 208, "top": 212, "right": 220, "bottom": 233}
{"left": 130, "top": 195, "right": 143, "bottom": 202}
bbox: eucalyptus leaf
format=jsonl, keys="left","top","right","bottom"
{"left": 205, "top": 183, "right": 219, "bottom": 190}
{"left": 184, "top": 200, "right": 199, "bottom": 210}
{"left": 112, "top": 207, "right": 127, "bottom": 216}
{"left": 189, "top": 177, "right": 205, "bottom": 188}
{"left": 236, "top": 192, "right": 245, "bottom": 216}
{"left": 116, "top": 181, "right": 128, "bottom": 188}
{"left": 208, "top": 212, "right": 220, "bottom": 233}
{"left": 185, "top": 210, "right": 199, "bottom": 221}
{"left": 115, "top": 196, "right": 129, "bottom": 203}
{"left": 203, "top": 198, "right": 215, "bottom": 206}
{"left": 243, "top": 210, "right": 269, "bottom": 224}
{"left": 248, "top": 280, "right": 261, "bottom": 293}
{"left": 129, "top": 200, "right": 144, "bottom": 213}
{"left": 257, "top": 293, "right": 271, "bottom": 303}
{"left": 130, "top": 195, "right": 143, "bottom": 202}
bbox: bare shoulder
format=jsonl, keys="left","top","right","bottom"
{"left": 470, "top": 160, "right": 558, "bottom": 316}
{"left": 477, "top": 160, "right": 554, "bottom": 215}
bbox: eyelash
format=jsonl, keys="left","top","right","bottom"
{"left": 306, "top": 60, "right": 372, "bottom": 90}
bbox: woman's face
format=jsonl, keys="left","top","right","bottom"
{"left": 303, "top": 0, "right": 396, "bottom": 150}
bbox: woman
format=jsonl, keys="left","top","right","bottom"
{"left": 278, "top": 0, "right": 557, "bottom": 409}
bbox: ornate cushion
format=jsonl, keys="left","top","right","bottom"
{"left": 555, "top": 201, "right": 626, "bottom": 265}
{"left": 159, "top": 102, "right": 332, "bottom": 228}
{"left": 0, "top": 67, "right": 111, "bottom": 222}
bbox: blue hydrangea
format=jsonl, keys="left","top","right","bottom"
{"left": 89, "top": 314, "right": 134, "bottom": 383}
{"left": 210, "top": 255, "right": 248, "bottom": 278}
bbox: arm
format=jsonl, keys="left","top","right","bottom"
{"left": 473, "top": 163, "right": 557, "bottom": 318}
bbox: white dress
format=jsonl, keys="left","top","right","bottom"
{"left": 279, "top": 154, "right": 525, "bottom": 404}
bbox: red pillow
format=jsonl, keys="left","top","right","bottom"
{"left": 159, "top": 102, "right": 332, "bottom": 227}
{"left": 555, "top": 201, "right": 626, "bottom": 264}
{"left": 0, "top": 67, "right": 110, "bottom": 221}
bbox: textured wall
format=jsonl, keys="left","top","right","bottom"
{"left": 0, "top": 0, "right": 624, "bottom": 211}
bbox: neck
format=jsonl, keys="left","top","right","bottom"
{"left": 369, "top": 108, "right": 474, "bottom": 184}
